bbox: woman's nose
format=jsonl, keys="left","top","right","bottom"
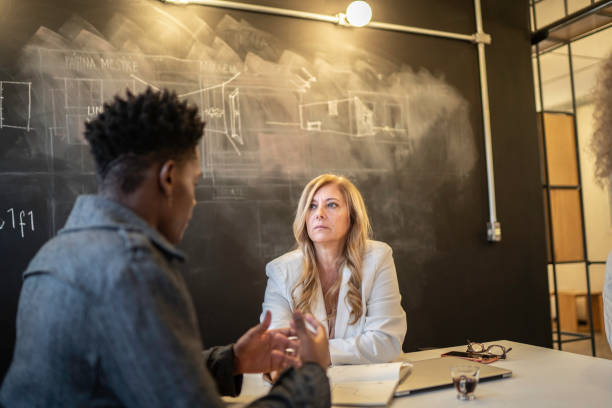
{"left": 315, "top": 206, "right": 326, "bottom": 218}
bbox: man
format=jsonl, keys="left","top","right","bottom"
{"left": 0, "top": 89, "right": 331, "bottom": 407}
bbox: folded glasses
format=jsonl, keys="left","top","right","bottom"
{"left": 466, "top": 340, "right": 512, "bottom": 359}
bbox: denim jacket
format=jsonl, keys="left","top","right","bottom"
{"left": 0, "top": 195, "right": 329, "bottom": 408}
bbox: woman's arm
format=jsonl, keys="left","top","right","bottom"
{"left": 260, "top": 261, "right": 294, "bottom": 329}
{"left": 330, "top": 243, "right": 407, "bottom": 364}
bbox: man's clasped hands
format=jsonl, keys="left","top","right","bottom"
{"left": 232, "top": 311, "right": 331, "bottom": 382}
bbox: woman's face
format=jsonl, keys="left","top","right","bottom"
{"left": 306, "top": 183, "right": 351, "bottom": 248}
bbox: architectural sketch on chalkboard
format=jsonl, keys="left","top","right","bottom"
{"left": 0, "top": 81, "right": 31, "bottom": 131}
{"left": 292, "top": 67, "right": 317, "bottom": 92}
{"left": 47, "top": 76, "right": 138, "bottom": 145}
{"left": 179, "top": 72, "right": 243, "bottom": 154}
{"left": 299, "top": 94, "right": 407, "bottom": 138}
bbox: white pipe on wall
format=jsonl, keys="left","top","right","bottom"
{"left": 162, "top": 0, "right": 340, "bottom": 23}
{"left": 367, "top": 21, "right": 475, "bottom": 42}
{"left": 474, "top": 0, "right": 501, "bottom": 242}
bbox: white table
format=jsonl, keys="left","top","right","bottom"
{"left": 228, "top": 340, "right": 612, "bottom": 407}
{"left": 392, "top": 340, "right": 612, "bottom": 407}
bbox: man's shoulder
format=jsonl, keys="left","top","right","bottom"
{"left": 25, "top": 227, "right": 162, "bottom": 296}
{"left": 30, "top": 226, "right": 156, "bottom": 264}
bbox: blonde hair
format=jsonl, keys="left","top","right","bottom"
{"left": 291, "top": 174, "right": 372, "bottom": 325}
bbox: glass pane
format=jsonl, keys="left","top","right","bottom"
{"left": 548, "top": 263, "right": 587, "bottom": 292}
{"left": 535, "top": 0, "right": 566, "bottom": 29}
{"left": 570, "top": 28, "right": 612, "bottom": 107}
{"left": 549, "top": 263, "right": 586, "bottom": 339}
{"left": 571, "top": 26, "right": 612, "bottom": 60}
{"left": 567, "top": 0, "right": 592, "bottom": 14}
{"left": 539, "top": 45, "right": 573, "bottom": 112}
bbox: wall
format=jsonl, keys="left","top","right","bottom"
{"left": 0, "top": 0, "right": 551, "bottom": 379}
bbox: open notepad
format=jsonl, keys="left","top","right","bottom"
{"left": 222, "top": 362, "right": 412, "bottom": 407}
{"left": 328, "top": 362, "right": 413, "bottom": 406}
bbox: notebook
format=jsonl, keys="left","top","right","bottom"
{"left": 394, "top": 356, "right": 512, "bottom": 396}
{"left": 329, "top": 362, "right": 413, "bottom": 406}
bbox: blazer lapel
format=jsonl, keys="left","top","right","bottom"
{"left": 334, "top": 264, "right": 352, "bottom": 339}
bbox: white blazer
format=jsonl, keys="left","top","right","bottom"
{"left": 260, "top": 240, "right": 407, "bottom": 365}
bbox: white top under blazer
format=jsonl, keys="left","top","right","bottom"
{"left": 260, "top": 240, "right": 407, "bottom": 365}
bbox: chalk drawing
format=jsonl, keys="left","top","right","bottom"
{"left": 11, "top": 8, "right": 479, "bottom": 253}
{"left": 0, "top": 81, "right": 32, "bottom": 131}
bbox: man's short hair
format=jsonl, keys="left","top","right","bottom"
{"left": 84, "top": 88, "right": 205, "bottom": 193}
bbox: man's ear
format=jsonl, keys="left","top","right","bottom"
{"left": 158, "top": 160, "right": 176, "bottom": 198}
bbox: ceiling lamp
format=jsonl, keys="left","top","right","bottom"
{"left": 345, "top": 1, "right": 372, "bottom": 27}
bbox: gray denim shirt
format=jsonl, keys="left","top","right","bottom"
{"left": 0, "top": 195, "right": 329, "bottom": 408}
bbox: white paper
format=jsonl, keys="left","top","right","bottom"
{"left": 328, "top": 362, "right": 411, "bottom": 406}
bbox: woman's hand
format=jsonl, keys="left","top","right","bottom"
{"left": 291, "top": 311, "right": 331, "bottom": 370}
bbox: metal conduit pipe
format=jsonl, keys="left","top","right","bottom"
{"left": 474, "top": 0, "right": 501, "bottom": 242}
{"left": 162, "top": 0, "right": 340, "bottom": 23}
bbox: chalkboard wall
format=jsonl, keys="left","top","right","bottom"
{"left": 0, "top": 0, "right": 551, "bottom": 379}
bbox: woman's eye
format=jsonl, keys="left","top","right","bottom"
{"left": 309, "top": 203, "right": 317, "bottom": 209}
{"left": 327, "top": 202, "right": 338, "bottom": 208}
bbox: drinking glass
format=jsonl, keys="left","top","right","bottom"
{"left": 450, "top": 365, "right": 480, "bottom": 400}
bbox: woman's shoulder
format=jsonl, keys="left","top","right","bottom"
{"left": 266, "top": 248, "right": 303, "bottom": 279}
{"left": 364, "top": 240, "right": 393, "bottom": 258}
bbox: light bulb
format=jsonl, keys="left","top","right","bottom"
{"left": 345, "top": 1, "right": 372, "bottom": 27}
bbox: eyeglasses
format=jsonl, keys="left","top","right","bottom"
{"left": 466, "top": 340, "right": 512, "bottom": 359}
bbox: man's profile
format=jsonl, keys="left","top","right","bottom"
{"left": 0, "top": 88, "right": 331, "bottom": 407}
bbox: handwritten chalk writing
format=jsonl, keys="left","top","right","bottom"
{"left": 1, "top": 208, "right": 35, "bottom": 238}
{"left": 99, "top": 57, "right": 137, "bottom": 73}
{"left": 203, "top": 107, "right": 224, "bottom": 118}
{"left": 7, "top": 208, "right": 15, "bottom": 228}
{"left": 64, "top": 54, "right": 137, "bottom": 73}
{"left": 65, "top": 54, "right": 98, "bottom": 71}
{"left": 87, "top": 105, "right": 103, "bottom": 116}
{"left": 201, "top": 60, "right": 239, "bottom": 74}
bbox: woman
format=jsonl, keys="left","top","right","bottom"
{"left": 261, "top": 174, "right": 407, "bottom": 365}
